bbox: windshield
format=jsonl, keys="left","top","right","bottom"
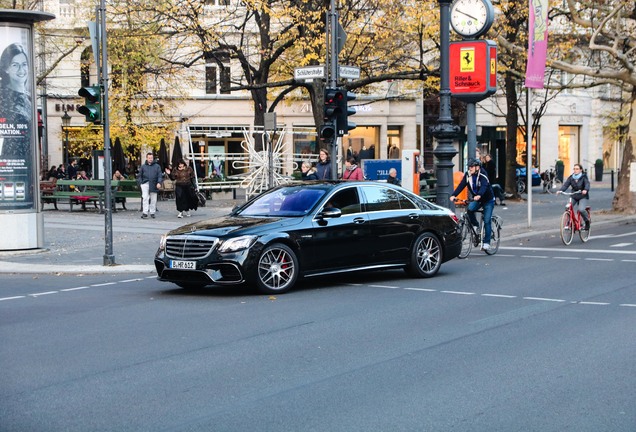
{"left": 238, "top": 186, "right": 328, "bottom": 217}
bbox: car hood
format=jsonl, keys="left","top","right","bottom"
{"left": 167, "top": 215, "right": 304, "bottom": 237}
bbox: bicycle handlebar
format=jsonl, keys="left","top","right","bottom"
{"left": 558, "top": 191, "right": 584, "bottom": 196}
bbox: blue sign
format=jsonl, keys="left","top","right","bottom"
{"left": 362, "top": 159, "right": 401, "bottom": 181}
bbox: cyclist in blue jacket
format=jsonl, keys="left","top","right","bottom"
{"left": 450, "top": 158, "right": 496, "bottom": 250}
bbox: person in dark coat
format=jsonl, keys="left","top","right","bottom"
{"left": 171, "top": 159, "right": 197, "bottom": 218}
{"left": 137, "top": 152, "right": 163, "bottom": 218}
{"left": 557, "top": 163, "right": 591, "bottom": 230}
{"left": 386, "top": 167, "right": 401, "bottom": 186}
{"left": 301, "top": 161, "right": 318, "bottom": 180}
{"left": 315, "top": 148, "right": 332, "bottom": 180}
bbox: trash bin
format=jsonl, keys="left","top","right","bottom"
{"left": 594, "top": 159, "right": 603, "bottom": 181}
{"left": 555, "top": 160, "right": 564, "bottom": 183}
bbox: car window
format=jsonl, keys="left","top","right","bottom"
{"left": 362, "top": 186, "right": 402, "bottom": 212}
{"left": 321, "top": 187, "right": 361, "bottom": 215}
{"left": 240, "top": 187, "right": 326, "bottom": 216}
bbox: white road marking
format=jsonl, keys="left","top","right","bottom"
{"left": 29, "top": 291, "right": 58, "bottom": 297}
{"left": 501, "top": 246, "right": 636, "bottom": 255}
{"left": 578, "top": 301, "right": 610, "bottom": 306}
{"left": 622, "top": 259, "right": 636, "bottom": 263}
{"left": 0, "top": 296, "right": 26, "bottom": 301}
{"left": 90, "top": 282, "right": 117, "bottom": 287}
{"left": 369, "top": 284, "right": 400, "bottom": 289}
{"left": 404, "top": 288, "right": 437, "bottom": 292}
{"left": 61, "top": 286, "right": 90, "bottom": 292}
{"left": 482, "top": 293, "right": 517, "bottom": 298}
{"left": 523, "top": 297, "right": 566, "bottom": 302}
{"left": 521, "top": 255, "right": 549, "bottom": 259}
{"left": 441, "top": 290, "right": 475, "bottom": 295}
{"left": 620, "top": 304, "right": 636, "bottom": 308}
{"left": 553, "top": 256, "right": 580, "bottom": 260}
{"left": 584, "top": 258, "right": 614, "bottom": 261}
{"left": 610, "top": 243, "right": 633, "bottom": 248}
{"left": 120, "top": 278, "right": 143, "bottom": 283}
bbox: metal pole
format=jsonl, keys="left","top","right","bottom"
{"left": 328, "top": 0, "right": 339, "bottom": 180}
{"left": 526, "top": 87, "right": 532, "bottom": 227}
{"left": 100, "top": 0, "right": 115, "bottom": 266}
{"left": 466, "top": 102, "right": 477, "bottom": 159}
{"left": 431, "top": 0, "right": 459, "bottom": 209}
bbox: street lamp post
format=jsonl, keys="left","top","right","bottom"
{"left": 61, "top": 111, "right": 71, "bottom": 167}
{"left": 430, "top": 0, "right": 460, "bottom": 209}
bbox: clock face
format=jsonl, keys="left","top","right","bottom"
{"left": 450, "top": 0, "right": 494, "bottom": 38}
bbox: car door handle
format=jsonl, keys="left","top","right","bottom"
{"left": 408, "top": 213, "right": 419, "bottom": 219}
{"left": 353, "top": 217, "right": 366, "bottom": 224}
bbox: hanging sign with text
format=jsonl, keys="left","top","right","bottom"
{"left": 449, "top": 40, "right": 497, "bottom": 103}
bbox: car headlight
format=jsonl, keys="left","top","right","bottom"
{"left": 218, "top": 235, "right": 257, "bottom": 253}
{"left": 158, "top": 234, "right": 167, "bottom": 252}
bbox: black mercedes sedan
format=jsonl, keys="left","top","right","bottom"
{"left": 155, "top": 181, "right": 462, "bottom": 294}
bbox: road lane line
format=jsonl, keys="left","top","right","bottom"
{"left": 622, "top": 259, "right": 636, "bottom": 263}
{"left": 521, "top": 255, "right": 549, "bottom": 259}
{"left": 584, "top": 258, "right": 614, "bottom": 261}
{"left": 501, "top": 246, "right": 636, "bottom": 255}
{"left": 482, "top": 293, "right": 517, "bottom": 298}
{"left": 120, "top": 278, "right": 143, "bottom": 283}
{"left": 405, "top": 288, "right": 437, "bottom": 292}
{"left": 441, "top": 291, "right": 475, "bottom": 295}
{"left": 369, "top": 284, "right": 400, "bottom": 289}
{"left": 90, "top": 282, "right": 117, "bottom": 287}
{"left": 29, "top": 291, "right": 58, "bottom": 297}
{"left": 523, "top": 297, "right": 566, "bottom": 302}
{"left": 61, "top": 286, "right": 90, "bottom": 292}
{"left": 619, "top": 304, "right": 636, "bottom": 308}
{"left": 610, "top": 243, "right": 633, "bottom": 247}
{"left": 553, "top": 256, "right": 580, "bottom": 260}
{"left": 578, "top": 301, "right": 610, "bottom": 306}
{"left": 0, "top": 296, "right": 26, "bottom": 301}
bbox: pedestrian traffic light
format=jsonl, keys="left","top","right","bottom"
{"left": 78, "top": 85, "right": 101, "bottom": 124}
{"left": 323, "top": 87, "right": 342, "bottom": 125}
{"left": 319, "top": 122, "right": 336, "bottom": 144}
{"left": 336, "top": 91, "right": 356, "bottom": 137}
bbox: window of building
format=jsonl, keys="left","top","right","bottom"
{"left": 205, "top": 52, "right": 231, "bottom": 94}
{"left": 387, "top": 126, "right": 401, "bottom": 159}
{"left": 343, "top": 126, "right": 379, "bottom": 162}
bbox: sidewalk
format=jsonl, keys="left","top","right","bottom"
{"left": 0, "top": 179, "right": 633, "bottom": 274}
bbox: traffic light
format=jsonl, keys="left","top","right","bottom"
{"left": 78, "top": 85, "right": 101, "bottom": 124}
{"left": 336, "top": 91, "right": 356, "bottom": 137}
{"left": 321, "top": 88, "right": 341, "bottom": 144}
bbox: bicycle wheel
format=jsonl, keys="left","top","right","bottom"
{"left": 485, "top": 217, "right": 501, "bottom": 255}
{"left": 458, "top": 220, "right": 473, "bottom": 259}
{"left": 517, "top": 178, "right": 526, "bottom": 194}
{"left": 560, "top": 211, "right": 574, "bottom": 245}
{"left": 579, "top": 211, "right": 591, "bottom": 242}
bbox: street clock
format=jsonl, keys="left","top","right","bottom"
{"left": 450, "top": 0, "right": 495, "bottom": 39}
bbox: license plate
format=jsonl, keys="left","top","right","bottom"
{"left": 170, "top": 260, "right": 196, "bottom": 269}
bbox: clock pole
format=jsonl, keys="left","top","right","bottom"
{"left": 431, "top": 0, "right": 460, "bottom": 209}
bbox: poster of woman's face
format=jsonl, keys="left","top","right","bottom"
{"left": 0, "top": 24, "right": 36, "bottom": 210}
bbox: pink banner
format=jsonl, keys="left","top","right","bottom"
{"left": 525, "top": 0, "right": 549, "bottom": 88}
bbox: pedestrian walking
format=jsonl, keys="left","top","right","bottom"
{"left": 138, "top": 152, "right": 163, "bottom": 219}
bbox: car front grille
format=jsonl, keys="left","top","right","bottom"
{"left": 165, "top": 235, "right": 218, "bottom": 260}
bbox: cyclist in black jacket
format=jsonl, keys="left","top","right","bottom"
{"left": 450, "top": 158, "right": 496, "bottom": 250}
{"left": 557, "top": 163, "right": 591, "bottom": 230}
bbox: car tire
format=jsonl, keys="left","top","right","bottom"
{"left": 255, "top": 243, "right": 299, "bottom": 294}
{"left": 406, "top": 232, "right": 442, "bottom": 278}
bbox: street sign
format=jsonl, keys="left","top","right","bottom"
{"left": 294, "top": 66, "right": 325, "bottom": 81}
{"left": 339, "top": 65, "right": 360, "bottom": 80}
{"left": 449, "top": 40, "right": 497, "bottom": 103}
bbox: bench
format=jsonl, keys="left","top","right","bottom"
{"left": 40, "top": 179, "right": 141, "bottom": 212}
{"left": 197, "top": 180, "right": 243, "bottom": 199}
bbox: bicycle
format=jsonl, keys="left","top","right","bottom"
{"left": 454, "top": 199, "right": 503, "bottom": 258}
{"left": 540, "top": 166, "right": 562, "bottom": 194}
{"left": 558, "top": 191, "right": 591, "bottom": 245}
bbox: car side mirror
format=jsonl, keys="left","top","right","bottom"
{"left": 317, "top": 207, "right": 341, "bottom": 219}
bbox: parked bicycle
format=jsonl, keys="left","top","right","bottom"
{"left": 540, "top": 166, "right": 563, "bottom": 194}
{"left": 558, "top": 191, "right": 591, "bottom": 245}
{"left": 454, "top": 199, "right": 503, "bottom": 258}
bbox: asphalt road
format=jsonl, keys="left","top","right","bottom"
{"left": 1, "top": 221, "right": 635, "bottom": 431}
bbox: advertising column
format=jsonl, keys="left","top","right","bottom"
{"left": 0, "top": 10, "right": 54, "bottom": 250}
